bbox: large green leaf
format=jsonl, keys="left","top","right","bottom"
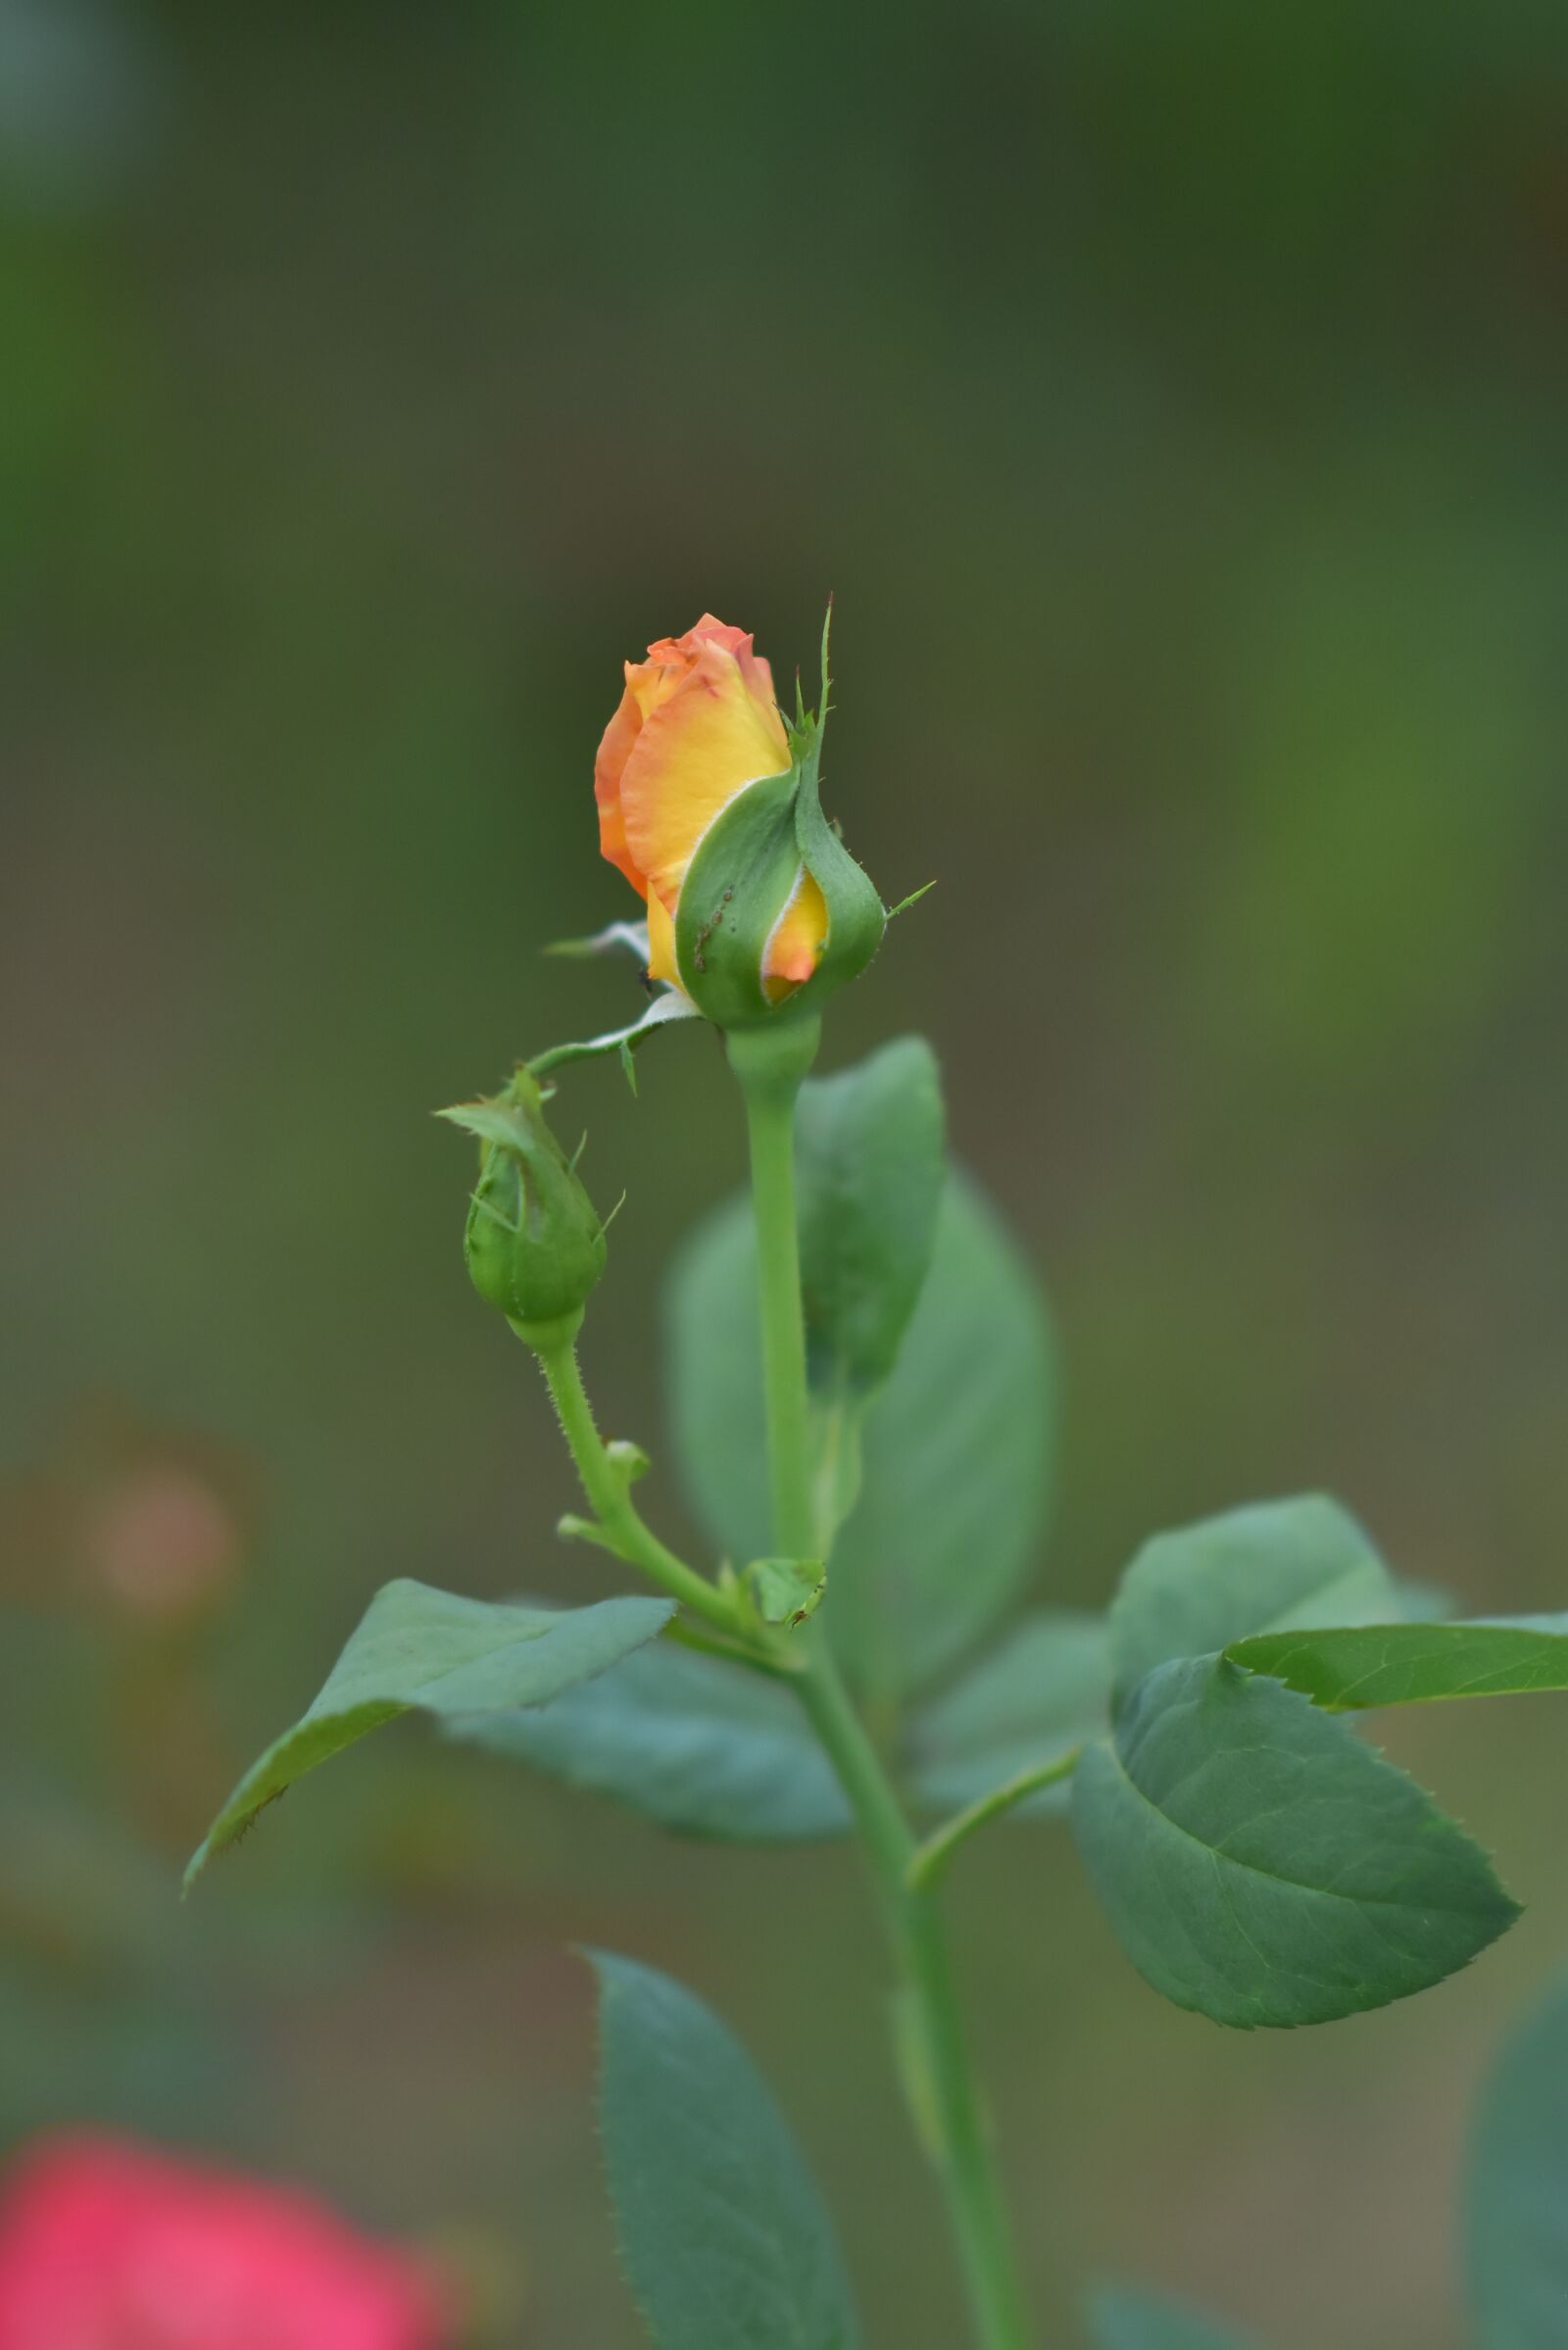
{"left": 794, "top": 1036, "right": 945, "bottom": 1397}
{"left": 1230, "top": 1614, "right": 1568, "bottom": 1710}
{"left": 1108, "top": 1495, "right": 1396, "bottom": 1695}
{"left": 669, "top": 1171, "right": 1054, "bottom": 1699}
{"left": 1086, "top": 2283, "right": 1258, "bottom": 2350}
{"left": 906, "top": 1612, "right": 1109, "bottom": 1817}
{"left": 1071, "top": 1653, "right": 1518, "bottom": 2028}
{"left": 1469, "top": 1970, "right": 1568, "bottom": 2348}
{"left": 185, "top": 1582, "right": 671, "bottom": 1886}
{"left": 449, "top": 1640, "right": 851, "bottom": 1841}
{"left": 591, "top": 1951, "right": 862, "bottom": 2350}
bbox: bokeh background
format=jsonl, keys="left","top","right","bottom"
{"left": 5, "top": 2, "right": 1568, "bottom": 2342}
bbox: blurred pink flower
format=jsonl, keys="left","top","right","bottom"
{"left": 0, "top": 2133, "right": 448, "bottom": 2349}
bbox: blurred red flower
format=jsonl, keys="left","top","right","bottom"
{"left": 0, "top": 2133, "right": 448, "bottom": 2349}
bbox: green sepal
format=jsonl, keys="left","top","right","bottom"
{"left": 787, "top": 750, "right": 886, "bottom": 1011}
{"left": 671, "top": 720, "right": 884, "bottom": 1031}
{"left": 782, "top": 606, "right": 886, "bottom": 1012}
{"left": 673, "top": 767, "right": 806, "bottom": 1027}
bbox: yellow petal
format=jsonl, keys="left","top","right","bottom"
{"left": 619, "top": 638, "right": 790, "bottom": 912}
{"left": 646, "top": 891, "right": 681, "bottom": 991}
{"left": 762, "top": 869, "right": 829, "bottom": 1003}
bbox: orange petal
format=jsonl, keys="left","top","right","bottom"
{"left": 619, "top": 636, "right": 791, "bottom": 910}
{"left": 594, "top": 675, "right": 649, "bottom": 895}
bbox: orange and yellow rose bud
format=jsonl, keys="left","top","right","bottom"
{"left": 593, "top": 613, "right": 883, "bottom": 1029}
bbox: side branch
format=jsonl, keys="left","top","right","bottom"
{"left": 907, "top": 1747, "right": 1085, "bottom": 1892}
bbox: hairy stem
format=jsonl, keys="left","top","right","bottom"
{"left": 529, "top": 1323, "right": 741, "bottom": 1640}
{"left": 731, "top": 1022, "right": 1034, "bottom": 2350}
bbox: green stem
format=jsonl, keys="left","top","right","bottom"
{"left": 729, "top": 1023, "right": 820, "bottom": 1560}
{"left": 662, "top": 1616, "right": 801, "bottom": 1681}
{"left": 730, "top": 1022, "right": 1033, "bottom": 2350}
{"left": 908, "top": 1746, "right": 1085, "bottom": 1893}
{"left": 528, "top": 1321, "right": 741, "bottom": 1641}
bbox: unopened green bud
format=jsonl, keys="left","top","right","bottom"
{"left": 438, "top": 1068, "right": 607, "bottom": 1339}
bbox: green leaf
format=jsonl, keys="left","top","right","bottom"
{"left": 1229, "top": 1614, "right": 1568, "bottom": 1711}
{"left": 741, "top": 1556, "right": 827, "bottom": 1627}
{"left": 794, "top": 1036, "right": 945, "bottom": 1397}
{"left": 590, "top": 1950, "right": 862, "bottom": 2350}
{"left": 906, "top": 1611, "right": 1109, "bottom": 1817}
{"left": 666, "top": 1190, "right": 769, "bottom": 1547}
{"left": 185, "top": 1582, "right": 671, "bottom": 1886}
{"left": 799, "top": 1168, "right": 1055, "bottom": 1697}
{"left": 669, "top": 1171, "right": 1055, "bottom": 1700}
{"left": 1071, "top": 1653, "right": 1518, "bottom": 2028}
{"left": 1087, "top": 2282, "right": 1259, "bottom": 2350}
{"left": 1109, "top": 1495, "right": 1396, "bottom": 1695}
{"left": 452, "top": 1641, "right": 851, "bottom": 1842}
{"left": 1468, "top": 1969, "right": 1568, "bottom": 2348}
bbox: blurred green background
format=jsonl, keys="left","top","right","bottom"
{"left": 4, "top": 1, "right": 1568, "bottom": 2343}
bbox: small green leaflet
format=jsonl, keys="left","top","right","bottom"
{"left": 1468, "top": 1968, "right": 1568, "bottom": 2348}
{"left": 1086, "top": 2282, "right": 1260, "bottom": 2349}
{"left": 529, "top": 988, "right": 699, "bottom": 1085}
{"left": 184, "top": 1581, "right": 671, "bottom": 1887}
{"left": 590, "top": 1951, "right": 862, "bottom": 2350}
{"left": 450, "top": 1641, "right": 851, "bottom": 1843}
{"left": 1229, "top": 1614, "right": 1568, "bottom": 1710}
{"left": 1108, "top": 1494, "right": 1396, "bottom": 1696}
{"left": 1071, "top": 1654, "right": 1518, "bottom": 2028}
{"left": 741, "top": 1556, "right": 827, "bottom": 1628}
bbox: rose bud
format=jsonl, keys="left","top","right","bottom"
{"left": 438, "top": 1067, "right": 608, "bottom": 1346}
{"left": 593, "top": 612, "right": 884, "bottom": 1030}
